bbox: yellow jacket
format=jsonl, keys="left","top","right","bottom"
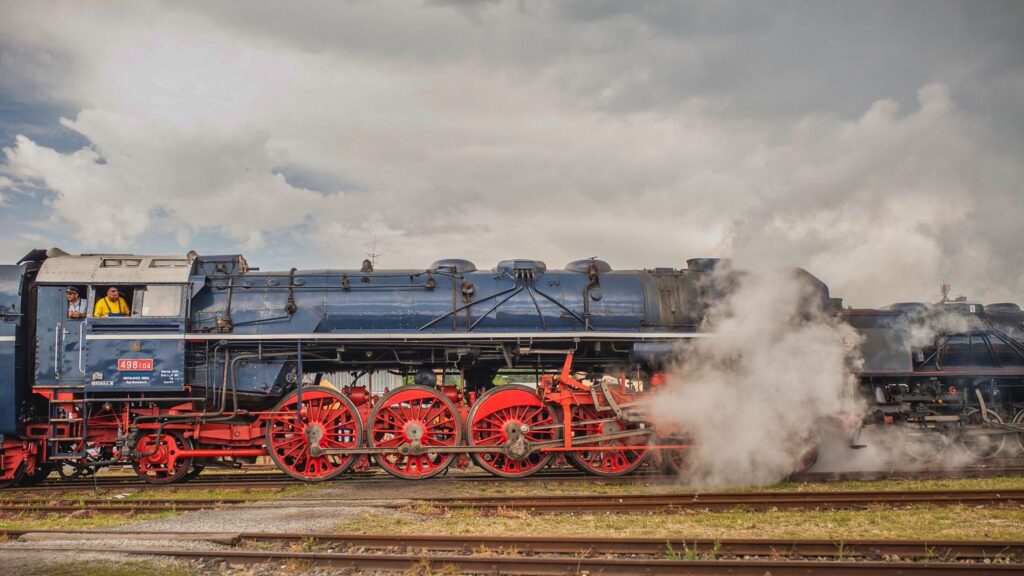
{"left": 94, "top": 296, "right": 130, "bottom": 317}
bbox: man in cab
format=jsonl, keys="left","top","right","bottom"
{"left": 94, "top": 286, "right": 131, "bottom": 318}
{"left": 66, "top": 287, "right": 87, "bottom": 319}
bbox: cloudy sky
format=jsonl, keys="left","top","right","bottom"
{"left": 0, "top": 0, "right": 1021, "bottom": 307}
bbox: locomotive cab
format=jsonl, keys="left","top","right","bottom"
{"left": 33, "top": 253, "right": 193, "bottom": 392}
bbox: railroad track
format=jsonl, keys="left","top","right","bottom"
{"left": 9, "top": 463, "right": 1024, "bottom": 494}
{"left": 418, "top": 489, "right": 1024, "bottom": 512}
{"left": 0, "top": 530, "right": 1020, "bottom": 574}
{"left": 4, "top": 489, "right": 1023, "bottom": 515}
{"left": 8, "top": 469, "right": 663, "bottom": 493}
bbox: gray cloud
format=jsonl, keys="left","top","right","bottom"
{"left": 0, "top": 0, "right": 1021, "bottom": 308}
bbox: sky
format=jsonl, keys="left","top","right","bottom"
{"left": 0, "top": 0, "right": 1021, "bottom": 307}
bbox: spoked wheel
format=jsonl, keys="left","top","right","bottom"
{"left": 132, "top": 431, "right": 194, "bottom": 484}
{"left": 368, "top": 385, "right": 462, "bottom": 480}
{"left": 266, "top": 387, "right": 362, "bottom": 481}
{"left": 902, "top": 425, "right": 951, "bottom": 462}
{"left": 58, "top": 463, "right": 95, "bottom": 481}
{"left": 792, "top": 447, "right": 819, "bottom": 475}
{"left": 567, "top": 404, "right": 649, "bottom": 477}
{"left": 184, "top": 464, "right": 205, "bottom": 481}
{"left": 656, "top": 435, "right": 691, "bottom": 475}
{"left": 467, "top": 385, "right": 560, "bottom": 478}
{"left": 961, "top": 408, "right": 1007, "bottom": 459}
{"left": 1015, "top": 408, "right": 1024, "bottom": 453}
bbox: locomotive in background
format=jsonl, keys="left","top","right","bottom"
{"left": 1, "top": 248, "right": 1022, "bottom": 487}
{"left": 845, "top": 294, "right": 1024, "bottom": 459}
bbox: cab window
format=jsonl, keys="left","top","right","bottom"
{"left": 135, "top": 285, "right": 182, "bottom": 317}
{"left": 65, "top": 285, "right": 88, "bottom": 320}
{"left": 92, "top": 286, "right": 134, "bottom": 318}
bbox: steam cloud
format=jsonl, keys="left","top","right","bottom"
{"left": 648, "top": 267, "right": 866, "bottom": 488}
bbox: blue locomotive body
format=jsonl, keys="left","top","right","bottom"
{"left": 12, "top": 251, "right": 734, "bottom": 417}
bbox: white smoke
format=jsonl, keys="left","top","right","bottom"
{"left": 902, "top": 306, "right": 980, "bottom": 349}
{"left": 648, "top": 267, "right": 866, "bottom": 488}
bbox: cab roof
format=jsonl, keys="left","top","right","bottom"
{"left": 35, "top": 251, "right": 195, "bottom": 284}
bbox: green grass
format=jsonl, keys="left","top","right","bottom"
{"left": 394, "top": 474, "right": 1024, "bottom": 499}
{"left": 1, "top": 485, "right": 312, "bottom": 502}
{"left": 27, "top": 560, "right": 190, "bottom": 576}
{"left": 763, "top": 476, "right": 1024, "bottom": 493}
{"left": 0, "top": 511, "right": 179, "bottom": 531}
{"left": 334, "top": 504, "right": 1024, "bottom": 541}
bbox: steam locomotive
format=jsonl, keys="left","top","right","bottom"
{"left": 845, "top": 297, "right": 1024, "bottom": 459}
{"left": 1, "top": 248, "right": 1021, "bottom": 487}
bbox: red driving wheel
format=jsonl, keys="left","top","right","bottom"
{"left": 266, "top": 387, "right": 362, "bottom": 481}
{"left": 467, "top": 385, "right": 559, "bottom": 478}
{"left": 132, "top": 431, "right": 193, "bottom": 484}
{"left": 368, "top": 385, "right": 462, "bottom": 480}
{"left": 567, "top": 404, "right": 648, "bottom": 477}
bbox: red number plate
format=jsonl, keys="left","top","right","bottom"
{"left": 117, "top": 358, "right": 154, "bottom": 371}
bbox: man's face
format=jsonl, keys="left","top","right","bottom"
{"left": 66, "top": 291, "right": 78, "bottom": 303}
{"left": 106, "top": 288, "right": 119, "bottom": 301}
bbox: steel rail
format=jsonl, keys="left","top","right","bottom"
{"left": 8, "top": 545, "right": 1021, "bottom": 575}
{"left": 416, "top": 489, "right": 1024, "bottom": 512}
{"left": 0, "top": 502, "right": 227, "bottom": 513}
{"left": 2, "top": 530, "right": 1022, "bottom": 560}
{"left": 6, "top": 489, "right": 1022, "bottom": 514}
{"left": 7, "top": 461, "right": 1024, "bottom": 493}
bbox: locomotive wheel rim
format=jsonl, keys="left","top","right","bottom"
{"left": 368, "top": 385, "right": 462, "bottom": 480}
{"left": 266, "top": 387, "right": 362, "bottom": 482}
{"left": 567, "top": 404, "right": 648, "bottom": 477}
{"left": 656, "top": 435, "right": 689, "bottom": 475}
{"left": 1015, "top": 408, "right": 1024, "bottom": 453}
{"left": 467, "top": 384, "right": 559, "bottom": 478}
{"left": 961, "top": 408, "right": 1006, "bottom": 460}
{"left": 132, "top": 431, "right": 193, "bottom": 485}
{"left": 183, "top": 464, "right": 205, "bottom": 481}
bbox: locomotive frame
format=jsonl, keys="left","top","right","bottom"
{"left": 1, "top": 248, "right": 1023, "bottom": 487}
{"left": 2, "top": 249, "right": 710, "bottom": 485}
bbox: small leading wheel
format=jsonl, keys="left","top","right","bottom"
{"left": 368, "top": 385, "right": 462, "bottom": 480}
{"left": 567, "top": 404, "right": 649, "bottom": 477}
{"left": 132, "top": 431, "right": 194, "bottom": 484}
{"left": 467, "top": 384, "right": 560, "bottom": 478}
{"left": 266, "top": 387, "right": 362, "bottom": 481}
{"left": 961, "top": 408, "right": 1006, "bottom": 459}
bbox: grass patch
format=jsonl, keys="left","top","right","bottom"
{"left": 764, "top": 476, "right": 1024, "bottom": 493}
{"left": 0, "top": 510, "right": 179, "bottom": 531}
{"left": 3, "top": 484, "right": 313, "bottom": 503}
{"left": 334, "top": 504, "right": 1024, "bottom": 541}
{"left": 383, "top": 474, "right": 1024, "bottom": 500}
{"left": 27, "top": 560, "right": 190, "bottom": 576}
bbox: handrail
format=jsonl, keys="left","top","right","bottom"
{"left": 54, "top": 323, "right": 61, "bottom": 377}
{"left": 78, "top": 321, "right": 86, "bottom": 373}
